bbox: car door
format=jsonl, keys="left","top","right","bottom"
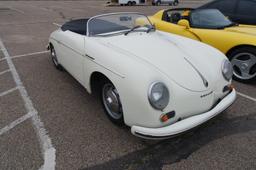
{"left": 161, "top": 0, "right": 169, "bottom": 4}
{"left": 235, "top": 0, "right": 256, "bottom": 25}
{"left": 58, "top": 31, "right": 85, "bottom": 85}
{"left": 189, "top": 28, "right": 230, "bottom": 53}
{"left": 153, "top": 18, "right": 200, "bottom": 41}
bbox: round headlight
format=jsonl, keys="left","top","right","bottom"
{"left": 148, "top": 82, "right": 169, "bottom": 110}
{"left": 222, "top": 60, "right": 233, "bottom": 81}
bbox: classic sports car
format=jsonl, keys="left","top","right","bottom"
{"left": 48, "top": 12, "right": 236, "bottom": 139}
{"left": 149, "top": 8, "right": 256, "bottom": 82}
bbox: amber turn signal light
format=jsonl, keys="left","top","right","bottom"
{"left": 160, "top": 111, "right": 175, "bottom": 122}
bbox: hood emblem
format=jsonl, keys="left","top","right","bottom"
{"left": 184, "top": 57, "right": 209, "bottom": 88}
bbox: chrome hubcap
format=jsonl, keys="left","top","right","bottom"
{"left": 102, "top": 84, "right": 122, "bottom": 119}
{"left": 231, "top": 52, "right": 256, "bottom": 80}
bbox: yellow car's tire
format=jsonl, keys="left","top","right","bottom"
{"left": 228, "top": 47, "right": 256, "bottom": 83}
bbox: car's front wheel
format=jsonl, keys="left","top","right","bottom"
{"left": 101, "top": 81, "right": 124, "bottom": 125}
{"left": 229, "top": 47, "right": 256, "bottom": 83}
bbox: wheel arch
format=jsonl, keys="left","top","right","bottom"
{"left": 226, "top": 44, "right": 256, "bottom": 58}
{"left": 89, "top": 71, "right": 114, "bottom": 95}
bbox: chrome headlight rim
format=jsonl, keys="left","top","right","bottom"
{"left": 222, "top": 59, "right": 233, "bottom": 81}
{"left": 148, "top": 82, "right": 170, "bottom": 111}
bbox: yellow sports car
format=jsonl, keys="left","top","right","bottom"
{"left": 149, "top": 8, "right": 256, "bottom": 83}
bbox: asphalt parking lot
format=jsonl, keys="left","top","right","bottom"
{"left": 0, "top": 0, "right": 256, "bottom": 169}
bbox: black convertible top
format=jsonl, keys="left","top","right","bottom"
{"left": 61, "top": 19, "right": 88, "bottom": 35}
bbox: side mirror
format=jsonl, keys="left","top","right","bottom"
{"left": 177, "top": 19, "right": 190, "bottom": 29}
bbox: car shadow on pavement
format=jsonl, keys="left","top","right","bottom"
{"left": 82, "top": 110, "right": 256, "bottom": 170}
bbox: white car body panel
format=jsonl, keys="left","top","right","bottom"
{"left": 119, "top": 0, "right": 140, "bottom": 5}
{"left": 49, "top": 14, "right": 236, "bottom": 139}
{"left": 132, "top": 89, "right": 236, "bottom": 139}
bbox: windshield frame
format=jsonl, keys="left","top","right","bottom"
{"left": 86, "top": 12, "right": 154, "bottom": 37}
{"left": 189, "top": 9, "right": 233, "bottom": 29}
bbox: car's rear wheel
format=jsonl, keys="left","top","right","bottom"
{"left": 132, "top": 1, "right": 136, "bottom": 5}
{"left": 50, "top": 45, "right": 62, "bottom": 70}
{"left": 228, "top": 47, "right": 256, "bottom": 83}
{"left": 127, "top": 1, "right": 132, "bottom": 6}
{"left": 101, "top": 80, "right": 124, "bottom": 125}
{"left": 173, "top": 1, "right": 178, "bottom": 6}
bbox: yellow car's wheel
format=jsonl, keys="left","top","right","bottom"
{"left": 229, "top": 47, "right": 256, "bottom": 83}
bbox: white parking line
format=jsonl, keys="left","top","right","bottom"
{"left": 0, "top": 69, "right": 10, "bottom": 76}
{"left": 10, "top": 7, "right": 25, "bottom": 14}
{"left": 0, "top": 39, "right": 55, "bottom": 170}
{"left": 0, "top": 87, "right": 19, "bottom": 97}
{"left": 0, "top": 111, "right": 35, "bottom": 136}
{"left": 11, "top": 50, "right": 48, "bottom": 60}
{"left": 237, "top": 92, "right": 256, "bottom": 102}
{"left": 0, "top": 57, "right": 6, "bottom": 62}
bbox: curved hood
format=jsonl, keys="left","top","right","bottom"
{"left": 96, "top": 31, "right": 224, "bottom": 92}
{"left": 225, "top": 26, "right": 256, "bottom": 36}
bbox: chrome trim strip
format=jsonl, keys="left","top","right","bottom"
{"left": 184, "top": 57, "right": 209, "bottom": 87}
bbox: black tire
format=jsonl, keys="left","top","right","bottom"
{"left": 100, "top": 79, "right": 124, "bottom": 126}
{"left": 173, "top": 1, "right": 178, "bottom": 6}
{"left": 127, "top": 1, "right": 132, "bottom": 6}
{"left": 228, "top": 47, "right": 256, "bottom": 83}
{"left": 50, "top": 45, "right": 63, "bottom": 71}
{"left": 156, "top": 1, "right": 161, "bottom": 6}
{"left": 132, "top": 1, "right": 136, "bottom": 6}
{"left": 152, "top": 2, "right": 156, "bottom": 5}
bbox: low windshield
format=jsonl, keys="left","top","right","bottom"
{"left": 87, "top": 13, "right": 153, "bottom": 36}
{"left": 190, "top": 9, "right": 233, "bottom": 29}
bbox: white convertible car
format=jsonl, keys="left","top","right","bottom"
{"left": 48, "top": 12, "right": 236, "bottom": 139}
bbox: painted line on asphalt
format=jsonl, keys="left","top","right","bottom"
{"left": 237, "top": 92, "right": 256, "bottom": 102}
{"left": 10, "top": 7, "right": 25, "bottom": 14}
{"left": 0, "top": 111, "right": 35, "bottom": 136}
{"left": 0, "top": 69, "right": 10, "bottom": 76}
{"left": 0, "top": 39, "right": 56, "bottom": 170}
{"left": 0, "top": 57, "right": 6, "bottom": 62}
{"left": 53, "top": 22, "right": 61, "bottom": 27}
{"left": 0, "top": 87, "right": 19, "bottom": 97}
{"left": 11, "top": 50, "right": 48, "bottom": 60}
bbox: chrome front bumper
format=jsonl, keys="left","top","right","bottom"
{"left": 131, "top": 89, "right": 236, "bottom": 139}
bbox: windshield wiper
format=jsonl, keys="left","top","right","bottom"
{"left": 124, "top": 25, "right": 141, "bottom": 36}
